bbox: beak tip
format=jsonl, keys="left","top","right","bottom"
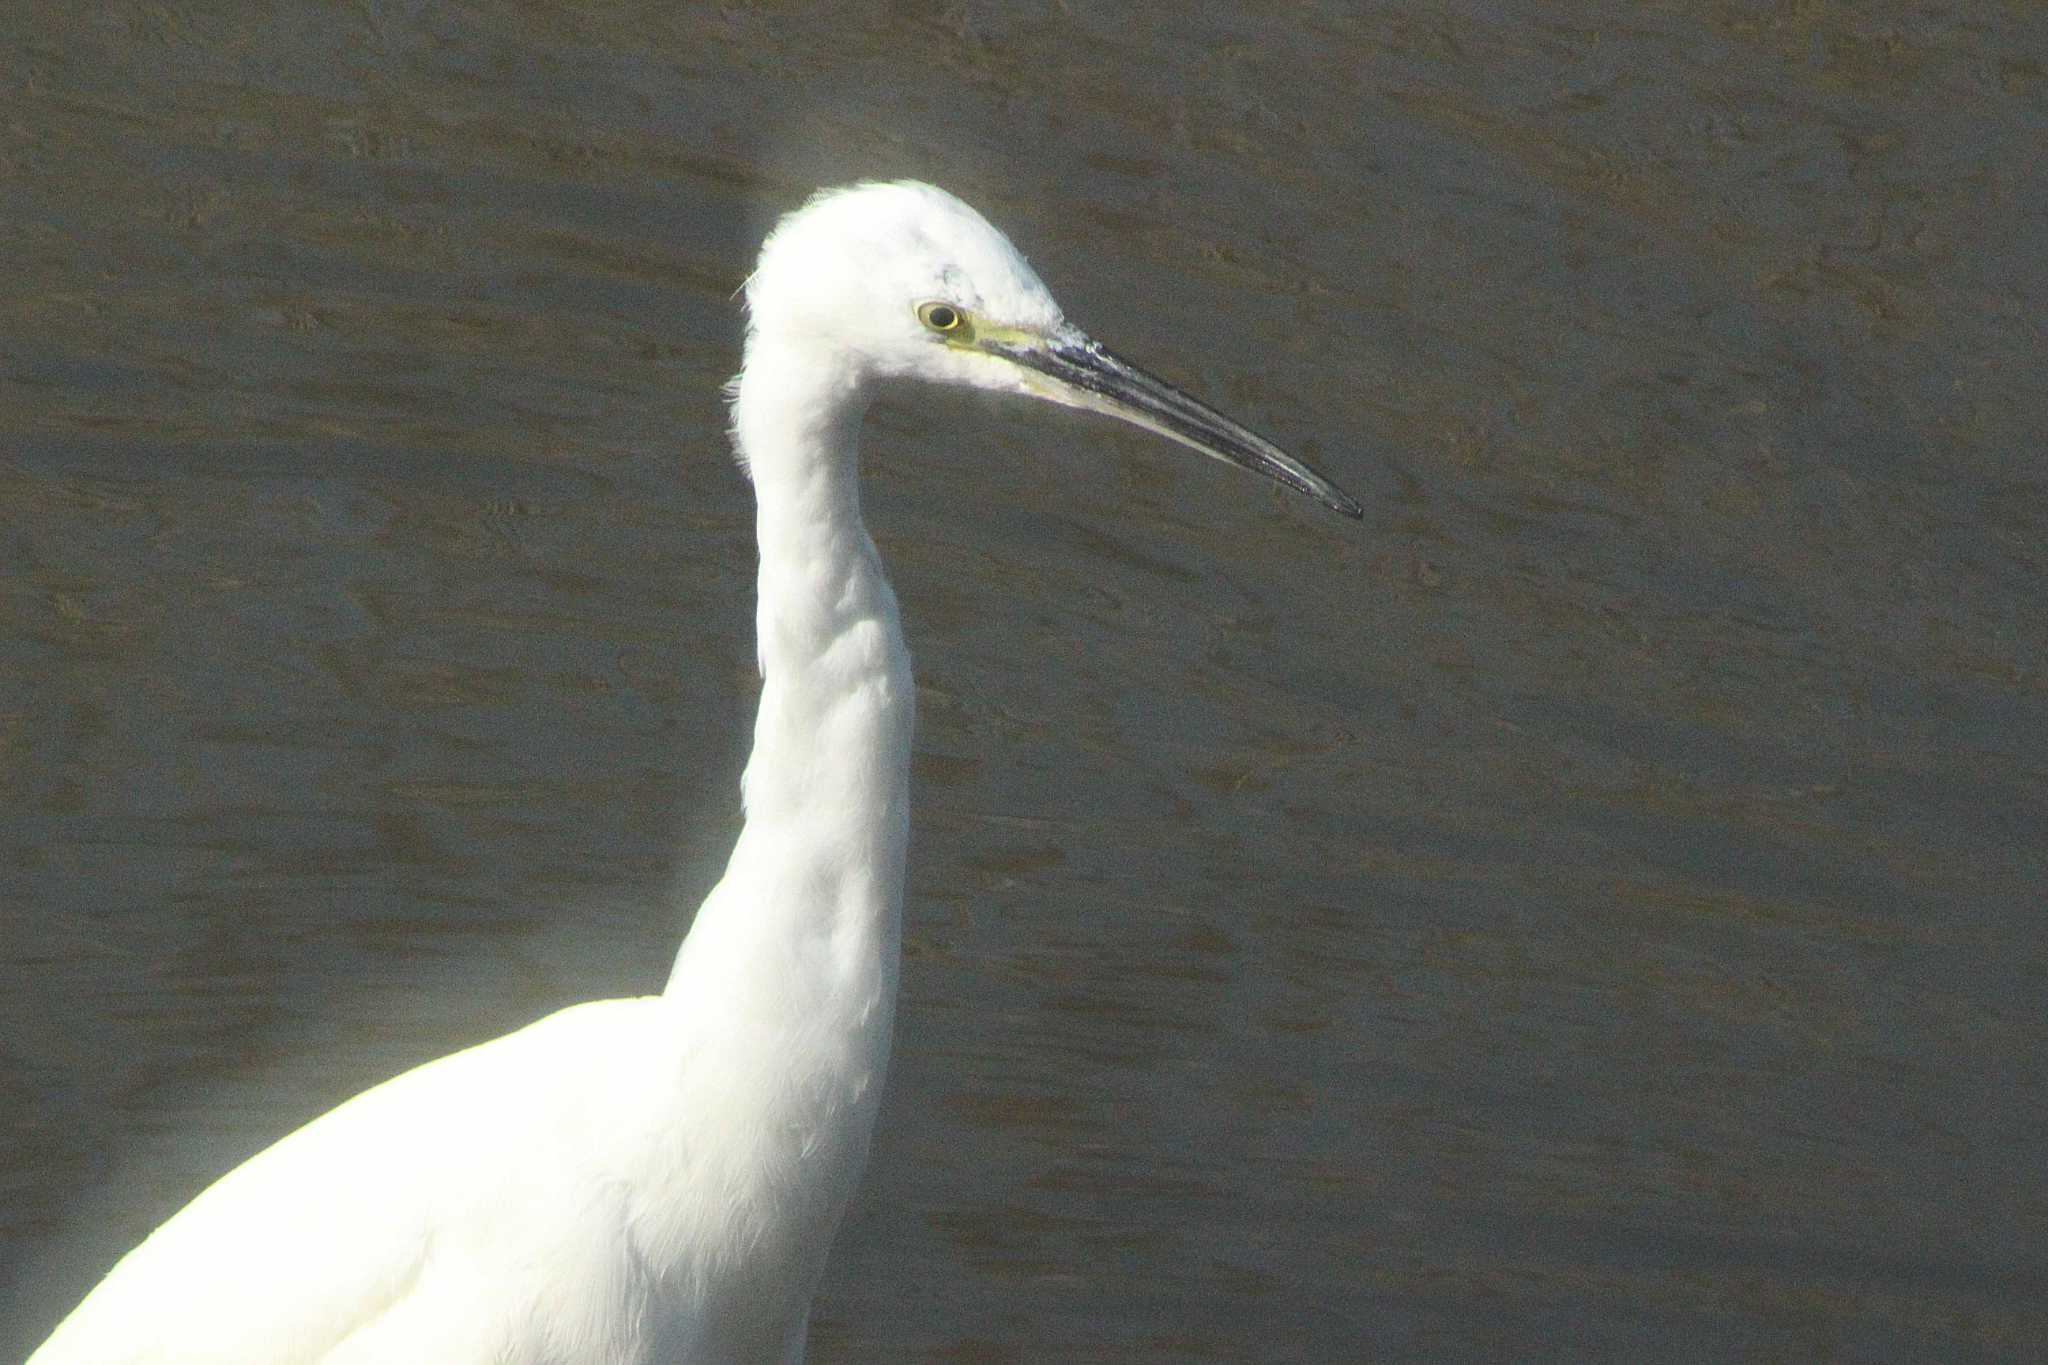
{"left": 1306, "top": 480, "right": 1364, "bottom": 520}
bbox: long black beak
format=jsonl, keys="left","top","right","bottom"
{"left": 989, "top": 330, "right": 1363, "bottom": 520}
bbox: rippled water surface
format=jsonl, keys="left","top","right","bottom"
{"left": 4, "top": 4, "right": 2044, "bottom": 1360}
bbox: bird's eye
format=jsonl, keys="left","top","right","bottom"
{"left": 917, "top": 302, "right": 963, "bottom": 333}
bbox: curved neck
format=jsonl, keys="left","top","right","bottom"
{"left": 668, "top": 338, "right": 913, "bottom": 1001}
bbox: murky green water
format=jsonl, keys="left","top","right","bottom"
{"left": 4, "top": 4, "right": 2043, "bottom": 1359}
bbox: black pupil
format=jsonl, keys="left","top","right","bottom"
{"left": 928, "top": 306, "right": 956, "bottom": 329}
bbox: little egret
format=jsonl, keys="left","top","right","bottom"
{"left": 31, "top": 180, "right": 1360, "bottom": 1363}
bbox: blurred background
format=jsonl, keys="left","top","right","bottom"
{"left": 2, "top": 3, "right": 2043, "bottom": 1359}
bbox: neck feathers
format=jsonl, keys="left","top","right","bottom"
{"left": 668, "top": 337, "right": 914, "bottom": 999}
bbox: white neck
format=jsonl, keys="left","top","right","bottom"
{"left": 666, "top": 334, "right": 912, "bottom": 1041}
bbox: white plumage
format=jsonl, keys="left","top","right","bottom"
{"left": 31, "top": 181, "right": 1358, "bottom": 1363}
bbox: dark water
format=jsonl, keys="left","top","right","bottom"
{"left": 4, "top": 4, "right": 2044, "bottom": 1360}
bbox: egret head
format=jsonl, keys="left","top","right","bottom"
{"left": 743, "top": 180, "right": 1362, "bottom": 519}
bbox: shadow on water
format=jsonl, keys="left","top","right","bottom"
{"left": 4, "top": 3, "right": 2044, "bottom": 1360}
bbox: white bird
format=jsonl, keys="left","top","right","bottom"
{"left": 30, "top": 180, "right": 1360, "bottom": 1364}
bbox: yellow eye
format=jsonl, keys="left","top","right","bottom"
{"left": 917, "top": 301, "right": 964, "bottom": 333}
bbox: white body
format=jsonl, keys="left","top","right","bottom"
{"left": 32, "top": 190, "right": 929, "bottom": 1365}
{"left": 32, "top": 180, "right": 1355, "bottom": 1363}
